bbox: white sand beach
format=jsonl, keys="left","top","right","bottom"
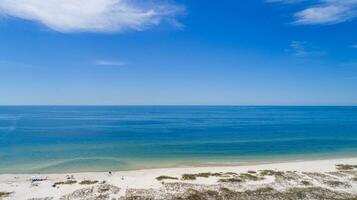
{"left": 1, "top": 157, "right": 357, "bottom": 199}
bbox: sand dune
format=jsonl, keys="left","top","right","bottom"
{"left": 1, "top": 157, "right": 357, "bottom": 199}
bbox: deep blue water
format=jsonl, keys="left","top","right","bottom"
{"left": 1, "top": 106, "right": 357, "bottom": 173}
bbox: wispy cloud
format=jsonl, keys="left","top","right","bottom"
{"left": 0, "top": 59, "right": 32, "bottom": 68}
{"left": 0, "top": 0, "right": 184, "bottom": 33}
{"left": 268, "top": 0, "right": 357, "bottom": 25}
{"left": 344, "top": 76, "right": 357, "bottom": 80}
{"left": 351, "top": 44, "right": 357, "bottom": 48}
{"left": 94, "top": 60, "right": 127, "bottom": 66}
{"left": 339, "top": 61, "right": 357, "bottom": 67}
{"left": 286, "top": 41, "right": 325, "bottom": 57}
{"left": 267, "top": 0, "right": 306, "bottom": 4}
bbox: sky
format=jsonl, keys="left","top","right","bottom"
{"left": 0, "top": 0, "right": 357, "bottom": 105}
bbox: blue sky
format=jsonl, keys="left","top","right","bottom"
{"left": 0, "top": 0, "right": 357, "bottom": 105}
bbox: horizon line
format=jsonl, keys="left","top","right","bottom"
{"left": 0, "top": 104, "right": 357, "bottom": 107}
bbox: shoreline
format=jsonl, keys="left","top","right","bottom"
{"left": 3, "top": 152, "right": 357, "bottom": 175}
{"left": 1, "top": 157, "right": 357, "bottom": 199}
{"left": 2, "top": 154, "right": 357, "bottom": 175}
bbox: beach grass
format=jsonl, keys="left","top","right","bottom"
{"left": 218, "top": 178, "right": 243, "bottom": 183}
{"left": 79, "top": 180, "right": 99, "bottom": 185}
{"left": 156, "top": 176, "right": 179, "bottom": 181}
{"left": 181, "top": 172, "right": 226, "bottom": 180}
{"left": 301, "top": 180, "right": 312, "bottom": 186}
{"left": 0, "top": 192, "right": 12, "bottom": 198}
{"left": 181, "top": 174, "right": 197, "bottom": 180}
{"left": 239, "top": 173, "right": 261, "bottom": 181}
{"left": 336, "top": 164, "right": 357, "bottom": 171}
{"left": 52, "top": 180, "right": 77, "bottom": 187}
{"left": 260, "top": 170, "right": 284, "bottom": 176}
{"left": 324, "top": 180, "right": 351, "bottom": 188}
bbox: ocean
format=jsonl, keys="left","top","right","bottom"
{"left": 1, "top": 106, "right": 357, "bottom": 173}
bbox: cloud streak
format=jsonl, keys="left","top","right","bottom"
{"left": 286, "top": 41, "right": 325, "bottom": 57}
{"left": 94, "top": 60, "right": 127, "bottom": 66}
{"left": 268, "top": 0, "right": 357, "bottom": 25}
{"left": 0, "top": 0, "right": 183, "bottom": 33}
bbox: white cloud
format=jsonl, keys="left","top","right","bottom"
{"left": 0, "top": 0, "right": 183, "bottom": 33}
{"left": 94, "top": 60, "right": 126, "bottom": 66}
{"left": 268, "top": 0, "right": 357, "bottom": 25}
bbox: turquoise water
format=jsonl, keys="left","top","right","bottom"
{"left": 1, "top": 106, "right": 357, "bottom": 173}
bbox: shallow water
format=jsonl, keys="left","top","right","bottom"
{"left": 1, "top": 106, "right": 357, "bottom": 173}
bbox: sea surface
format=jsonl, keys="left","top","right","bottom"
{"left": 1, "top": 106, "right": 357, "bottom": 173}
